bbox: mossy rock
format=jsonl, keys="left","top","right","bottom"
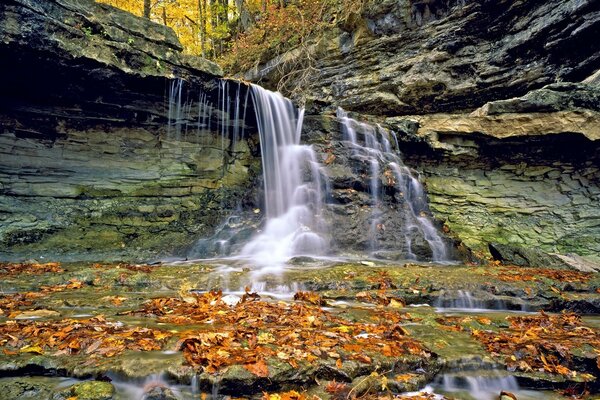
{"left": 57, "top": 381, "right": 115, "bottom": 400}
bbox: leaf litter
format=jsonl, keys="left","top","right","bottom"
{"left": 128, "top": 290, "right": 432, "bottom": 376}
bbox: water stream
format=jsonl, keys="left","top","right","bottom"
{"left": 169, "top": 80, "right": 450, "bottom": 267}
{"left": 337, "top": 108, "right": 449, "bottom": 261}
{"left": 239, "top": 85, "right": 329, "bottom": 272}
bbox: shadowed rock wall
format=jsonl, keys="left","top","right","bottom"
{"left": 0, "top": 0, "right": 260, "bottom": 261}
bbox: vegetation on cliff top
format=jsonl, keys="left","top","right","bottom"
{"left": 96, "top": 0, "right": 360, "bottom": 74}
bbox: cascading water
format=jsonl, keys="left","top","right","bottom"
{"left": 169, "top": 79, "right": 328, "bottom": 267}
{"left": 239, "top": 85, "right": 328, "bottom": 270}
{"left": 434, "top": 289, "right": 509, "bottom": 311}
{"left": 336, "top": 108, "right": 449, "bottom": 261}
{"left": 433, "top": 372, "right": 521, "bottom": 400}
{"left": 171, "top": 77, "right": 448, "bottom": 266}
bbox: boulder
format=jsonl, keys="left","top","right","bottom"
{"left": 488, "top": 243, "right": 569, "bottom": 268}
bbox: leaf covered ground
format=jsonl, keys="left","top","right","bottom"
{"left": 0, "top": 260, "right": 598, "bottom": 399}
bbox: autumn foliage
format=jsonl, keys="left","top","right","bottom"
{"left": 131, "top": 290, "right": 431, "bottom": 376}
{"left": 0, "top": 262, "right": 63, "bottom": 276}
{"left": 220, "top": 0, "right": 330, "bottom": 72}
{"left": 0, "top": 316, "right": 171, "bottom": 358}
{"left": 472, "top": 312, "right": 599, "bottom": 381}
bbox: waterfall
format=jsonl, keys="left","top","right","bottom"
{"left": 434, "top": 290, "right": 508, "bottom": 310}
{"left": 337, "top": 108, "right": 448, "bottom": 261}
{"left": 239, "top": 85, "right": 328, "bottom": 270}
{"left": 172, "top": 77, "right": 448, "bottom": 265}
{"left": 435, "top": 373, "right": 520, "bottom": 400}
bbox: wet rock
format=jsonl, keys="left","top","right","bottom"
{"left": 1, "top": 378, "right": 54, "bottom": 399}
{"left": 0, "top": 0, "right": 261, "bottom": 261}
{"left": 488, "top": 243, "right": 571, "bottom": 268}
{"left": 63, "top": 381, "right": 115, "bottom": 400}
{"left": 14, "top": 309, "right": 61, "bottom": 319}
{"left": 221, "top": 294, "right": 241, "bottom": 306}
{"left": 553, "top": 254, "right": 600, "bottom": 273}
{"left": 141, "top": 385, "right": 178, "bottom": 400}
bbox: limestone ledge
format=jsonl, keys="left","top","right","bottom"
{"left": 419, "top": 162, "right": 600, "bottom": 261}
{"left": 1, "top": 0, "right": 222, "bottom": 79}
{"left": 409, "top": 110, "right": 599, "bottom": 147}
{"left": 0, "top": 127, "right": 260, "bottom": 261}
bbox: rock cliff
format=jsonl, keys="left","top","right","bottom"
{"left": 0, "top": 0, "right": 260, "bottom": 261}
{"left": 248, "top": 0, "right": 600, "bottom": 261}
{"left": 250, "top": 0, "right": 600, "bottom": 115}
{"left": 1, "top": 0, "right": 599, "bottom": 263}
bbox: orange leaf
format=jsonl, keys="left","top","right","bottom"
{"left": 244, "top": 358, "right": 269, "bottom": 377}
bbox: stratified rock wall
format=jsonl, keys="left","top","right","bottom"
{"left": 264, "top": 0, "right": 600, "bottom": 115}
{"left": 0, "top": 0, "right": 260, "bottom": 261}
{"left": 389, "top": 83, "right": 600, "bottom": 260}
{"left": 249, "top": 0, "right": 600, "bottom": 261}
{"left": 407, "top": 140, "right": 600, "bottom": 261}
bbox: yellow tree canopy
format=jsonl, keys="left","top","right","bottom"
{"left": 97, "top": 0, "right": 258, "bottom": 58}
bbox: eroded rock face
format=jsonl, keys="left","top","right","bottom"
{"left": 301, "top": 115, "right": 458, "bottom": 261}
{"left": 259, "top": 0, "right": 600, "bottom": 115}
{"left": 318, "top": 0, "right": 600, "bottom": 115}
{"left": 246, "top": 0, "right": 600, "bottom": 261}
{"left": 386, "top": 84, "right": 600, "bottom": 261}
{"left": 297, "top": 81, "right": 600, "bottom": 262}
{"left": 0, "top": 0, "right": 260, "bottom": 261}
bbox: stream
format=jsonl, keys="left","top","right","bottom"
{"left": 1, "top": 259, "right": 597, "bottom": 399}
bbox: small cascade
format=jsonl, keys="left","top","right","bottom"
{"left": 171, "top": 79, "right": 329, "bottom": 266}
{"left": 434, "top": 372, "right": 520, "bottom": 400}
{"left": 239, "top": 85, "right": 329, "bottom": 271}
{"left": 336, "top": 108, "right": 448, "bottom": 261}
{"left": 188, "top": 215, "right": 250, "bottom": 259}
{"left": 434, "top": 290, "right": 508, "bottom": 311}
{"left": 110, "top": 374, "right": 182, "bottom": 400}
{"left": 167, "top": 78, "right": 185, "bottom": 140}
{"left": 166, "top": 78, "right": 249, "bottom": 150}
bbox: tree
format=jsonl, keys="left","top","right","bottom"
{"left": 143, "top": 0, "right": 151, "bottom": 18}
{"left": 235, "top": 0, "right": 252, "bottom": 32}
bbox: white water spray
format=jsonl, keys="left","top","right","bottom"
{"left": 240, "top": 85, "right": 328, "bottom": 271}
{"left": 337, "top": 108, "right": 448, "bottom": 261}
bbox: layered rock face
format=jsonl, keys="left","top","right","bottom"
{"left": 252, "top": 0, "right": 600, "bottom": 115}
{"left": 390, "top": 83, "right": 600, "bottom": 260}
{"left": 248, "top": 0, "right": 600, "bottom": 261}
{"left": 0, "top": 0, "right": 260, "bottom": 261}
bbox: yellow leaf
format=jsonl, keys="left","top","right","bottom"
{"left": 20, "top": 345, "right": 43, "bottom": 354}
{"left": 389, "top": 298, "right": 405, "bottom": 308}
{"left": 257, "top": 332, "right": 275, "bottom": 344}
{"left": 334, "top": 325, "right": 351, "bottom": 333}
{"left": 380, "top": 375, "right": 388, "bottom": 390}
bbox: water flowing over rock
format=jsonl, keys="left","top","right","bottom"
{"left": 1, "top": 0, "right": 598, "bottom": 264}
{"left": 336, "top": 109, "right": 449, "bottom": 261}
{"left": 245, "top": 0, "right": 600, "bottom": 262}
{"left": 239, "top": 86, "right": 328, "bottom": 269}
{"left": 0, "top": 0, "right": 259, "bottom": 261}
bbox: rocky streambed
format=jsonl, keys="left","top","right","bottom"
{"left": 0, "top": 259, "right": 598, "bottom": 399}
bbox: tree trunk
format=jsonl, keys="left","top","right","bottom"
{"left": 143, "top": 0, "right": 151, "bottom": 18}
{"left": 235, "top": 0, "right": 252, "bottom": 32}
{"left": 199, "top": 0, "right": 207, "bottom": 57}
